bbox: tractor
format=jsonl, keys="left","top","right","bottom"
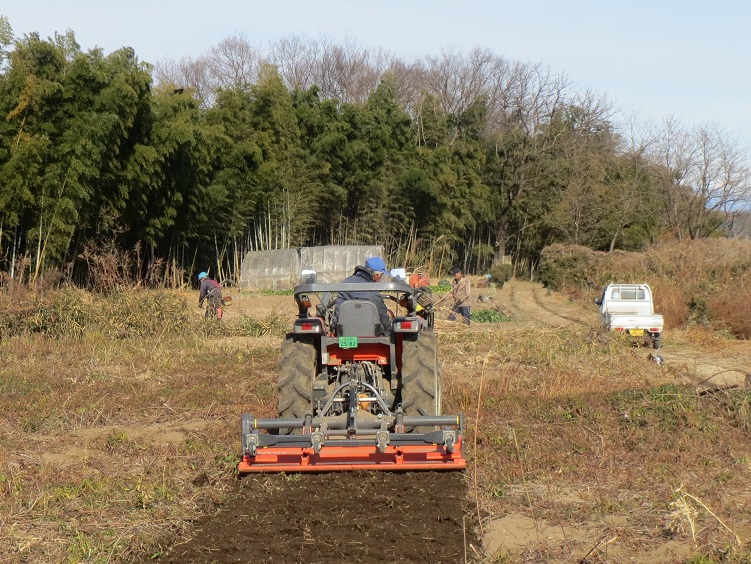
{"left": 238, "top": 279, "right": 465, "bottom": 472}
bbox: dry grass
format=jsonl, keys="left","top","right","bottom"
{"left": 540, "top": 238, "right": 751, "bottom": 337}
{"left": 438, "top": 324, "right": 751, "bottom": 562}
{"left": 1, "top": 287, "right": 750, "bottom": 561}
{"left": 0, "top": 288, "right": 287, "bottom": 561}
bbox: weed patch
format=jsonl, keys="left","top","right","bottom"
{"left": 470, "top": 308, "right": 512, "bottom": 323}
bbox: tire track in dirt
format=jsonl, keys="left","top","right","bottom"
{"left": 528, "top": 284, "right": 596, "bottom": 328}
{"left": 660, "top": 347, "right": 751, "bottom": 390}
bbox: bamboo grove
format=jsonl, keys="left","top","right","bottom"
{"left": 1, "top": 20, "right": 749, "bottom": 287}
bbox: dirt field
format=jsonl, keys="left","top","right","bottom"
{"left": 157, "top": 286, "right": 483, "bottom": 564}
{"left": 3, "top": 280, "right": 750, "bottom": 562}
{"left": 153, "top": 280, "right": 751, "bottom": 562}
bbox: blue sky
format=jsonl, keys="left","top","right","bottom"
{"left": 3, "top": 1, "right": 750, "bottom": 148}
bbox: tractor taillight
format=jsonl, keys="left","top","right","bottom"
{"left": 294, "top": 319, "right": 322, "bottom": 334}
{"left": 393, "top": 317, "right": 420, "bottom": 333}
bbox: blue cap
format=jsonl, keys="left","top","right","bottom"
{"left": 365, "top": 257, "right": 387, "bottom": 273}
{"left": 197, "top": 271, "right": 208, "bottom": 281}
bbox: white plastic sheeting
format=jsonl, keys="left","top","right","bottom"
{"left": 239, "top": 249, "right": 300, "bottom": 290}
{"left": 299, "top": 245, "right": 384, "bottom": 283}
{"left": 240, "top": 245, "right": 384, "bottom": 289}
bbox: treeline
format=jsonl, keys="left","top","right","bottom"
{"left": 0, "top": 19, "right": 749, "bottom": 288}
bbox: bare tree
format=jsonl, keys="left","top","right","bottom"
{"left": 603, "top": 113, "right": 662, "bottom": 250}
{"left": 153, "top": 55, "right": 215, "bottom": 107}
{"left": 418, "top": 47, "right": 498, "bottom": 116}
{"left": 207, "top": 33, "right": 266, "bottom": 89}
{"left": 381, "top": 57, "right": 427, "bottom": 116}
{"left": 270, "top": 34, "right": 395, "bottom": 103}
{"left": 688, "top": 124, "right": 751, "bottom": 237}
{"left": 411, "top": 48, "right": 573, "bottom": 139}
{"left": 268, "top": 34, "right": 321, "bottom": 91}
{"left": 651, "top": 119, "right": 751, "bottom": 239}
{"left": 651, "top": 117, "right": 694, "bottom": 239}
{"left": 548, "top": 91, "right": 617, "bottom": 247}
{"left": 496, "top": 61, "right": 574, "bottom": 138}
{"left": 314, "top": 36, "right": 392, "bottom": 104}
{"left": 153, "top": 33, "right": 265, "bottom": 107}
{"left": 484, "top": 77, "right": 587, "bottom": 264}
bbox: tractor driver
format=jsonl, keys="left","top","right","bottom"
{"left": 335, "top": 256, "right": 392, "bottom": 335}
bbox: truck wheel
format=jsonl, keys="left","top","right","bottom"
{"left": 653, "top": 338, "right": 662, "bottom": 350}
{"left": 277, "top": 334, "right": 316, "bottom": 435}
{"left": 400, "top": 332, "right": 440, "bottom": 432}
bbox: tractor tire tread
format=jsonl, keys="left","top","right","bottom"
{"left": 400, "top": 332, "right": 440, "bottom": 432}
{"left": 277, "top": 334, "right": 316, "bottom": 434}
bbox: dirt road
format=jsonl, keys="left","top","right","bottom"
{"left": 495, "top": 279, "right": 751, "bottom": 391}
{"left": 500, "top": 279, "right": 594, "bottom": 329}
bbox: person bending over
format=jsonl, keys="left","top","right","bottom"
{"left": 197, "top": 271, "right": 223, "bottom": 318}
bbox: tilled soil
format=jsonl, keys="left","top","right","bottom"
{"left": 157, "top": 471, "right": 477, "bottom": 564}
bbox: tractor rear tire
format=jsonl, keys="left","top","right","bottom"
{"left": 277, "top": 334, "right": 316, "bottom": 435}
{"left": 400, "top": 331, "right": 440, "bottom": 432}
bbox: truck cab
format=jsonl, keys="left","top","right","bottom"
{"left": 595, "top": 283, "right": 663, "bottom": 349}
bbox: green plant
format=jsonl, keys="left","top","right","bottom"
{"left": 687, "top": 296, "right": 710, "bottom": 325}
{"left": 430, "top": 284, "right": 452, "bottom": 294}
{"left": 259, "top": 289, "right": 294, "bottom": 296}
{"left": 470, "top": 309, "right": 511, "bottom": 323}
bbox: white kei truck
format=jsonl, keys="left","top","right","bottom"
{"left": 594, "top": 283, "right": 664, "bottom": 349}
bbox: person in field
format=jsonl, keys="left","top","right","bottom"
{"left": 197, "top": 271, "right": 224, "bottom": 318}
{"left": 335, "top": 256, "right": 392, "bottom": 335}
{"left": 447, "top": 266, "right": 471, "bottom": 325}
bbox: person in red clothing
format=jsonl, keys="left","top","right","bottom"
{"left": 197, "top": 271, "right": 224, "bottom": 318}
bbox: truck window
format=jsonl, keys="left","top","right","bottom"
{"left": 617, "top": 288, "right": 645, "bottom": 300}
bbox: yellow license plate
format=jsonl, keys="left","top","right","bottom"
{"left": 629, "top": 329, "right": 644, "bottom": 337}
